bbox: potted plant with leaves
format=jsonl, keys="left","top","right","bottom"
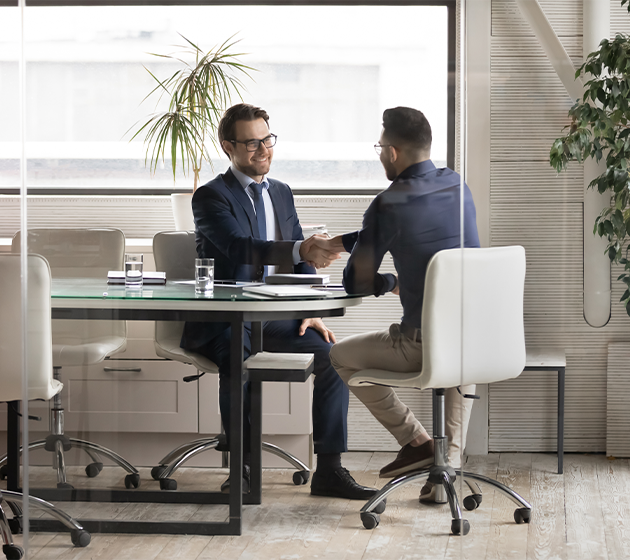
{"left": 130, "top": 35, "right": 254, "bottom": 229}
{"left": 550, "top": 1, "right": 630, "bottom": 316}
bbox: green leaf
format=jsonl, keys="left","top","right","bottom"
{"left": 621, "top": 289, "right": 630, "bottom": 302}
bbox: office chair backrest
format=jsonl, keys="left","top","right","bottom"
{"left": 12, "top": 228, "right": 125, "bottom": 278}
{"left": 11, "top": 228, "right": 127, "bottom": 366}
{"left": 153, "top": 230, "right": 197, "bottom": 280}
{"left": 419, "top": 246, "right": 527, "bottom": 390}
{"left": 152, "top": 231, "right": 197, "bottom": 356}
{"left": 0, "top": 254, "right": 62, "bottom": 401}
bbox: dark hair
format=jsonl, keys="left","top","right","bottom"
{"left": 382, "top": 107, "right": 432, "bottom": 153}
{"left": 218, "top": 103, "right": 270, "bottom": 157}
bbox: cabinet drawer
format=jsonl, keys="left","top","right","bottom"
{"left": 199, "top": 373, "right": 313, "bottom": 435}
{"left": 60, "top": 359, "right": 198, "bottom": 433}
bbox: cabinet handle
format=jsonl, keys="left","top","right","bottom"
{"left": 103, "top": 367, "right": 142, "bottom": 373}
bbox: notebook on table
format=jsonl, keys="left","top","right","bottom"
{"left": 243, "top": 285, "right": 332, "bottom": 298}
{"left": 264, "top": 273, "right": 330, "bottom": 285}
{"left": 107, "top": 271, "right": 166, "bottom": 285}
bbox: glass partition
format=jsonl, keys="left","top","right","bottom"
{"left": 14, "top": 0, "right": 630, "bottom": 558}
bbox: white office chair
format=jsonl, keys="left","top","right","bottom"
{"left": 150, "top": 230, "right": 310, "bottom": 490}
{"left": 0, "top": 254, "right": 91, "bottom": 558}
{"left": 349, "top": 246, "right": 532, "bottom": 536}
{"left": 0, "top": 229, "right": 140, "bottom": 490}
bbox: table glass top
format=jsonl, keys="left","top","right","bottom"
{"left": 51, "top": 278, "right": 357, "bottom": 302}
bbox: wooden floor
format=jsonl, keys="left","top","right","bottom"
{"left": 5, "top": 452, "right": 630, "bottom": 559}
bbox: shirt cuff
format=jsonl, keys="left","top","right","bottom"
{"left": 379, "top": 273, "right": 397, "bottom": 296}
{"left": 293, "top": 240, "right": 303, "bottom": 265}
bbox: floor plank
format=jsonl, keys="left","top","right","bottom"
{"left": 564, "top": 454, "right": 609, "bottom": 560}
{"left": 526, "top": 453, "right": 567, "bottom": 560}
{"left": 485, "top": 453, "right": 532, "bottom": 560}
{"left": 597, "top": 457, "right": 630, "bottom": 560}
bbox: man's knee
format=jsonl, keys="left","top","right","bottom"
{"left": 328, "top": 342, "right": 353, "bottom": 384}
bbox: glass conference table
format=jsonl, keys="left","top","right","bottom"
{"left": 19, "top": 279, "right": 362, "bottom": 536}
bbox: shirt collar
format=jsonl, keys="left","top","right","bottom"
{"left": 231, "top": 165, "right": 269, "bottom": 191}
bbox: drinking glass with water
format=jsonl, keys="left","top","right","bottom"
{"left": 125, "top": 253, "right": 143, "bottom": 286}
{"left": 195, "top": 258, "right": 214, "bottom": 294}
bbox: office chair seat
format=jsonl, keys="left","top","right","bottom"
{"left": 150, "top": 230, "right": 311, "bottom": 491}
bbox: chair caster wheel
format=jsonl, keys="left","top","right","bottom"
{"left": 124, "top": 473, "right": 140, "bottom": 489}
{"left": 463, "top": 494, "right": 482, "bottom": 511}
{"left": 514, "top": 508, "right": 531, "bottom": 524}
{"left": 85, "top": 462, "right": 103, "bottom": 478}
{"left": 151, "top": 465, "right": 168, "bottom": 480}
{"left": 361, "top": 511, "right": 380, "bottom": 530}
{"left": 2, "top": 544, "right": 24, "bottom": 559}
{"left": 57, "top": 482, "right": 73, "bottom": 489}
{"left": 160, "top": 478, "right": 177, "bottom": 491}
{"left": 7, "top": 517, "right": 22, "bottom": 534}
{"left": 70, "top": 529, "right": 91, "bottom": 547}
{"left": 0, "top": 465, "right": 8, "bottom": 481}
{"left": 373, "top": 499, "right": 387, "bottom": 514}
{"left": 451, "top": 518, "right": 470, "bottom": 536}
{"left": 292, "top": 470, "right": 310, "bottom": 485}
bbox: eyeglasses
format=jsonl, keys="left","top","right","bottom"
{"left": 374, "top": 143, "right": 394, "bottom": 155}
{"left": 230, "top": 133, "right": 277, "bottom": 152}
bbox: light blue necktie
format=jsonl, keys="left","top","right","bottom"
{"left": 250, "top": 182, "right": 268, "bottom": 279}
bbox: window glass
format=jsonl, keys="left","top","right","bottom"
{"left": 0, "top": 5, "right": 448, "bottom": 192}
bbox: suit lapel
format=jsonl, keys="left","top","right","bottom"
{"left": 223, "top": 168, "right": 260, "bottom": 237}
{"left": 267, "top": 181, "right": 289, "bottom": 240}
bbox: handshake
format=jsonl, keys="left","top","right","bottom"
{"left": 299, "top": 234, "right": 345, "bottom": 269}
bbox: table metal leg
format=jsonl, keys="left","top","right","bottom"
{"left": 558, "top": 367, "right": 565, "bottom": 475}
{"left": 228, "top": 318, "right": 244, "bottom": 533}
{"left": 7, "top": 402, "right": 20, "bottom": 492}
{"left": 250, "top": 322, "right": 263, "bottom": 504}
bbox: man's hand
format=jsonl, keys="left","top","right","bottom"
{"left": 299, "top": 318, "right": 337, "bottom": 343}
{"left": 391, "top": 275, "right": 400, "bottom": 295}
{"left": 300, "top": 234, "right": 342, "bottom": 268}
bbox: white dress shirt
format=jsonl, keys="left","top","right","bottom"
{"left": 230, "top": 166, "right": 303, "bottom": 274}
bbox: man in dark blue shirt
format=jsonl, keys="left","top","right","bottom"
{"left": 325, "top": 107, "right": 480, "bottom": 501}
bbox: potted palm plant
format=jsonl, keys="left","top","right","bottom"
{"left": 130, "top": 35, "right": 254, "bottom": 229}
{"left": 550, "top": 0, "right": 630, "bottom": 316}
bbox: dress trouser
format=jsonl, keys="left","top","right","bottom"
{"left": 329, "top": 324, "right": 474, "bottom": 469}
{"left": 194, "top": 319, "right": 349, "bottom": 456}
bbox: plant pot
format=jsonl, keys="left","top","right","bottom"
{"left": 170, "top": 193, "right": 194, "bottom": 231}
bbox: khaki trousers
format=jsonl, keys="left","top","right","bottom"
{"left": 329, "top": 324, "right": 475, "bottom": 469}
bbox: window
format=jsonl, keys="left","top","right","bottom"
{"left": 0, "top": 3, "right": 452, "bottom": 194}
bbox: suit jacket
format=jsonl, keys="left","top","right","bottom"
{"left": 181, "top": 168, "right": 315, "bottom": 349}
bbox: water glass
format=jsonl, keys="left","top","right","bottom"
{"left": 125, "top": 253, "right": 143, "bottom": 287}
{"left": 195, "top": 258, "right": 214, "bottom": 294}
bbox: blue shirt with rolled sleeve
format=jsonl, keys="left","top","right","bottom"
{"left": 341, "top": 160, "right": 480, "bottom": 330}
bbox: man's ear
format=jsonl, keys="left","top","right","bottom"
{"left": 221, "top": 140, "right": 234, "bottom": 161}
{"left": 388, "top": 145, "right": 399, "bottom": 163}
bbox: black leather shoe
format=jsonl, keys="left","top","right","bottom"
{"left": 220, "top": 464, "right": 251, "bottom": 494}
{"left": 310, "top": 467, "right": 378, "bottom": 500}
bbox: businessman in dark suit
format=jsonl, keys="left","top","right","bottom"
{"left": 181, "top": 103, "right": 377, "bottom": 500}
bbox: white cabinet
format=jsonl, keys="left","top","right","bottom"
{"left": 60, "top": 358, "right": 198, "bottom": 433}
